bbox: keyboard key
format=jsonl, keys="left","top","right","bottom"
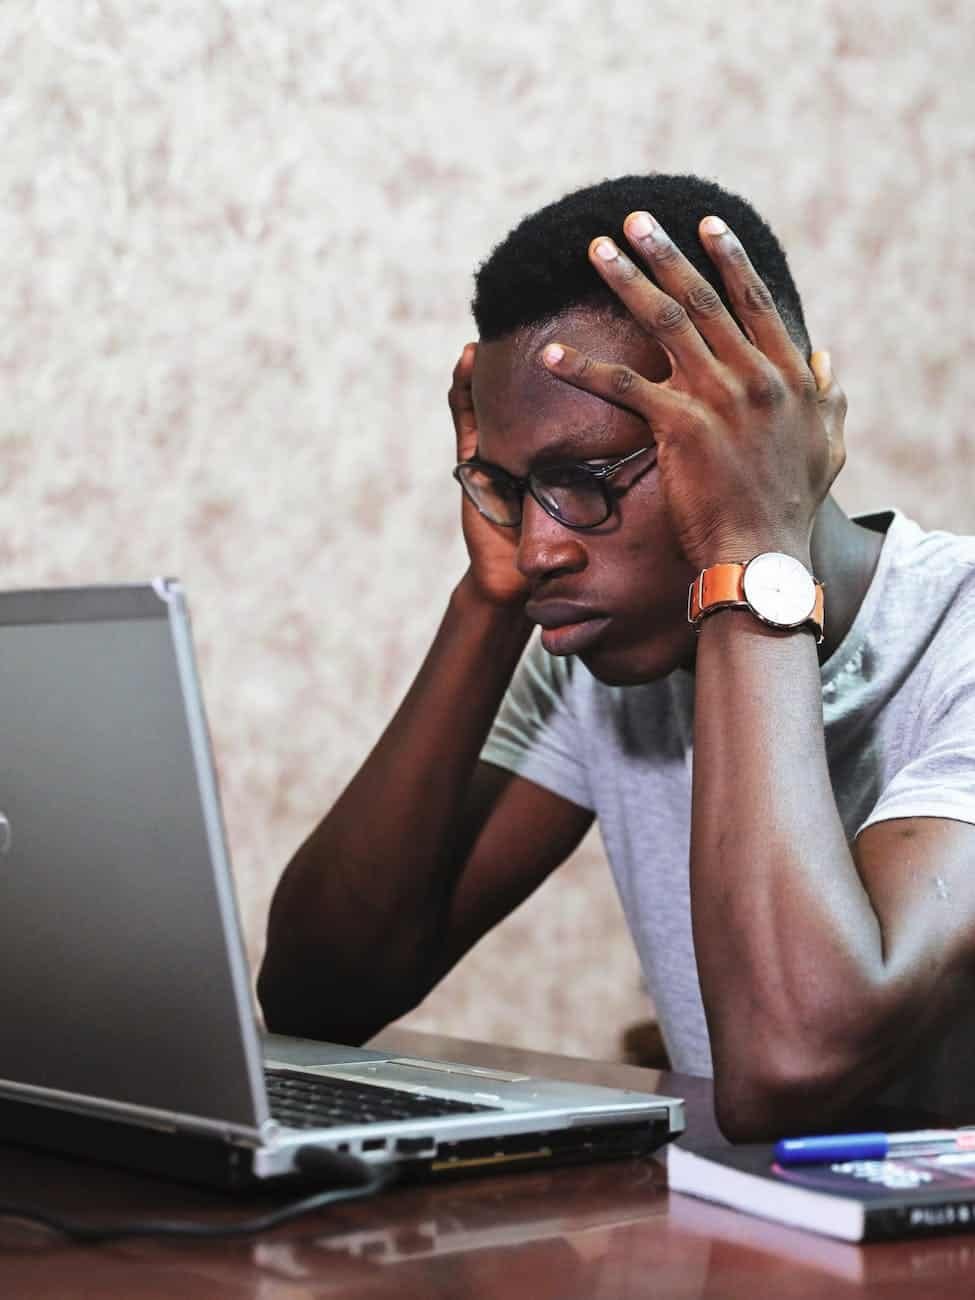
{"left": 264, "top": 1068, "right": 500, "bottom": 1129}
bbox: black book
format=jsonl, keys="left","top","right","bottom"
{"left": 668, "top": 1141, "right": 975, "bottom": 1242}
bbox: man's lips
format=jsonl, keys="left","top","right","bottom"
{"left": 524, "top": 600, "right": 612, "bottom": 656}
{"left": 524, "top": 599, "right": 603, "bottom": 628}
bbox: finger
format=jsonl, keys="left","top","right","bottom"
{"left": 587, "top": 237, "right": 715, "bottom": 377}
{"left": 621, "top": 211, "right": 754, "bottom": 366}
{"left": 809, "top": 349, "right": 832, "bottom": 394}
{"left": 698, "top": 216, "right": 805, "bottom": 372}
{"left": 541, "top": 340, "right": 690, "bottom": 435}
{"left": 810, "top": 349, "right": 848, "bottom": 482}
{"left": 811, "top": 350, "right": 848, "bottom": 425}
{"left": 448, "top": 342, "right": 478, "bottom": 460}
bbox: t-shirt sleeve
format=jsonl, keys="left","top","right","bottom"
{"left": 480, "top": 634, "right": 594, "bottom": 811}
{"left": 857, "top": 600, "right": 975, "bottom": 836}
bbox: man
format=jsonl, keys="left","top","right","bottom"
{"left": 258, "top": 174, "right": 975, "bottom": 1140}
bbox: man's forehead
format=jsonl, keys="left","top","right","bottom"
{"left": 477, "top": 307, "right": 634, "bottom": 367}
{"left": 471, "top": 311, "right": 665, "bottom": 459}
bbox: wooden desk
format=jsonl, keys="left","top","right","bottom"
{"left": 3, "top": 1028, "right": 975, "bottom": 1298}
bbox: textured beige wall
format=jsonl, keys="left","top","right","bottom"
{"left": 3, "top": 1, "right": 973, "bottom": 1061}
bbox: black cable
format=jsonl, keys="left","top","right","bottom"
{"left": 0, "top": 1148, "right": 396, "bottom": 1243}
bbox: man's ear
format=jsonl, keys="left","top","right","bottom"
{"left": 449, "top": 343, "right": 479, "bottom": 463}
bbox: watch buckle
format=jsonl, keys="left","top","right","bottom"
{"left": 687, "top": 573, "right": 705, "bottom": 630}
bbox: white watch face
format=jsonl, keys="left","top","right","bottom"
{"left": 742, "top": 553, "right": 816, "bottom": 628}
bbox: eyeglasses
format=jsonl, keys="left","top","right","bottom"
{"left": 452, "top": 446, "right": 653, "bottom": 531}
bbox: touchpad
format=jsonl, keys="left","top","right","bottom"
{"left": 325, "top": 1059, "right": 533, "bottom": 1099}
{"left": 387, "top": 1058, "right": 531, "bottom": 1083}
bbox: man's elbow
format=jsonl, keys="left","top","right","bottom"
{"left": 256, "top": 944, "right": 429, "bottom": 1047}
{"left": 258, "top": 968, "right": 378, "bottom": 1045}
{"left": 257, "top": 954, "right": 321, "bottom": 1040}
{"left": 711, "top": 1034, "right": 880, "bottom": 1143}
{"left": 714, "top": 1075, "right": 803, "bottom": 1143}
{"left": 257, "top": 959, "right": 302, "bottom": 1036}
{"left": 256, "top": 886, "right": 377, "bottom": 1042}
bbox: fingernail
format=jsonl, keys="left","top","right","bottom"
{"left": 626, "top": 211, "right": 654, "bottom": 239}
{"left": 593, "top": 239, "right": 618, "bottom": 261}
{"left": 701, "top": 215, "right": 728, "bottom": 236}
{"left": 543, "top": 344, "right": 565, "bottom": 365}
{"left": 813, "top": 350, "right": 832, "bottom": 386}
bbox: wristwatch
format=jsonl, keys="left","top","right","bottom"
{"left": 687, "top": 553, "right": 825, "bottom": 643}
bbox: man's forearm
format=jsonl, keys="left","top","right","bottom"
{"left": 690, "top": 611, "right": 889, "bottom": 1137}
{"left": 258, "top": 574, "right": 531, "bottom": 1040}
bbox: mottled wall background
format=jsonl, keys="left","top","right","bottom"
{"left": 3, "top": 1, "right": 972, "bottom": 1061}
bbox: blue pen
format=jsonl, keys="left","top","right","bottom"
{"left": 774, "top": 1128, "right": 975, "bottom": 1166}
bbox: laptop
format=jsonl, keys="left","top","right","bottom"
{"left": 0, "top": 580, "right": 684, "bottom": 1189}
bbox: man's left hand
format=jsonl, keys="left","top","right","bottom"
{"left": 541, "top": 211, "right": 846, "bottom": 572}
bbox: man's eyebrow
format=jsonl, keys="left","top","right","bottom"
{"left": 473, "top": 422, "right": 635, "bottom": 472}
{"left": 527, "top": 425, "right": 618, "bottom": 464}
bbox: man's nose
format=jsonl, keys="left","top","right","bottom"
{"left": 516, "top": 494, "right": 587, "bottom": 585}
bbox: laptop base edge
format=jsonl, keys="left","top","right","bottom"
{"left": 0, "top": 1095, "right": 676, "bottom": 1194}
{"left": 404, "top": 1116, "right": 675, "bottom": 1181}
{"left": 0, "top": 1096, "right": 261, "bottom": 1192}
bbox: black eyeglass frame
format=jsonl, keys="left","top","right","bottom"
{"left": 452, "top": 445, "right": 653, "bottom": 532}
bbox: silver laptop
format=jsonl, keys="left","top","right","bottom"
{"left": 0, "top": 581, "right": 684, "bottom": 1188}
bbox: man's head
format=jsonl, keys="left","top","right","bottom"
{"left": 466, "top": 174, "right": 811, "bottom": 685}
{"left": 472, "top": 173, "right": 810, "bottom": 355}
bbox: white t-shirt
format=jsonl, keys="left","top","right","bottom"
{"left": 482, "top": 510, "right": 975, "bottom": 1116}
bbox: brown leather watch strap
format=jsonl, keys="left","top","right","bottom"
{"left": 687, "top": 560, "right": 825, "bottom": 639}
{"left": 687, "top": 563, "right": 746, "bottom": 622}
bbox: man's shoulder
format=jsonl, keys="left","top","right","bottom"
{"left": 877, "top": 508, "right": 975, "bottom": 582}
{"left": 854, "top": 510, "right": 975, "bottom": 717}
{"left": 855, "top": 509, "right": 975, "bottom": 646}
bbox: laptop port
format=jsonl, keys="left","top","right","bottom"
{"left": 361, "top": 1138, "right": 387, "bottom": 1152}
{"left": 396, "top": 1137, "right": 434, "bottom": 1155}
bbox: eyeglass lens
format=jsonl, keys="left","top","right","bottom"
{"left": 455, "top": 463, "right": 611, "bottom": 528}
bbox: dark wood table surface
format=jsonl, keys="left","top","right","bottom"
{"left": 3, "top": 1027, "right": 975, "bottom": 1298}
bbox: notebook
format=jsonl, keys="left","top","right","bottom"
{"left": 668, "top": 1140, "right": 975, "bottom": 1242}
{"left": 0, "top": 580, "right": 684, "bottom": 1189}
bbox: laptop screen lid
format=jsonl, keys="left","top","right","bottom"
{"left": 0, "top": 581, "right": 268, "bottom": 1143}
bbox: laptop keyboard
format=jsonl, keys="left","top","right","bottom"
{"left": 265, "top": 1068, "right": 502, "bottom": 1130}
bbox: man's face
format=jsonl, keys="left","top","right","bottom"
{"left": 472, "top": 308, "right": 698, "bottom": 685}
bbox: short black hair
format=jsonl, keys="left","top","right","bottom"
{"left": 472, "top": 173, "right": 810, "bottom": 356}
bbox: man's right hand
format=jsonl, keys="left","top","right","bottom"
{"left": 449, "top": 343, "right": 530, "bottom": 608}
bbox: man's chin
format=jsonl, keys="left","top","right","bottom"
{"left": 577, "top": 636, "right": 692, "bottom": 687}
